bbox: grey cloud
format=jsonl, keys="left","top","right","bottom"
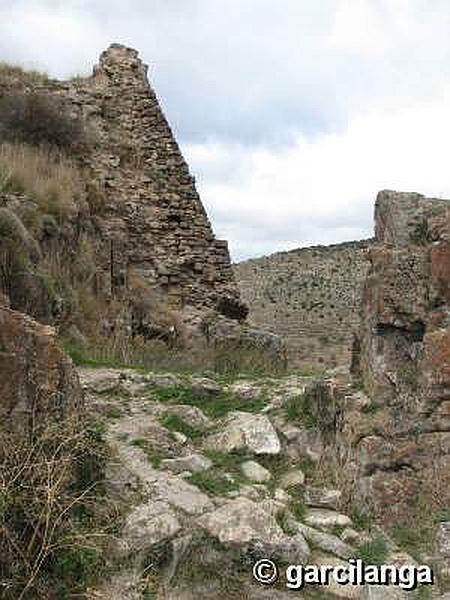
{"left": 208, "top": 203, "right": 374, "bottom": 261}
{"left": 2, "top": 0, "right": 450, "bottom": 145}
{"left": 1, "top": 0, "right": 450, "bottom": 260}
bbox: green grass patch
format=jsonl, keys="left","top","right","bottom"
{"left": 206, "top": 450, "right": 249, "bottom": 476}
{"left": 130, "top": 438, "right": 163, "bottom": 468}
{"left": 285, "top": 394, "right": 318, "bottom": 428}
{"left": 361, "top": 402, "right": 382, "bottom": 415}
{"left": 288, "top": 499, "right": 307, "bottom": 523}
{"left": 51, "top": 546, "right": 103, "bottom": 598}
{"left": 351, "top": 376, "right": 365, "bottom": 391}
{"left": 293, "top": 367, "right": 327, "bottom": 378}
{"left": 416, "top": 586, "right": 433, "bottom": 600}
{"left": 60, "top": 340, "right": 127, "bottom": 369}
{"left": 276, "top": 508, "right": 297, "bottom": 536}
{"left": 390, "top": 524, "right": 432, "bottom": 560}
{"left": 154, "top": 385, "right": 267, "bottom": 418}
{"left": 160, "top": 414, "right": 207, "bottom": 440}
{"left": 436, "top": 507, "right": 450, "bottom": 522}
{"left": 350, "top": 509, "right": 373, "bottom": 532}
{"left": 140, "top": 539, "right": 172, "bottom": 598}
{"left": 189, "top": 450, "right": 251, "bottom": 496}
{"left": 354, "top": 535, "right": 389, "bottom": 566}
{"left": 212, "top": 341, "right": 286, "bottom": 379}
{"left": 297, "top": 456, "right": 317, "bottom": 480}
{"left": 104, "top": 405, "right": 123, "bottom": 419}
{"left": 331, "top": 524, "right": 346, "bottom": 537}
{"left": 256, "top": 453, "right": 294, "bottom": 489}
{"left": 188, "top": 469, "right": 239, "bottom": 496}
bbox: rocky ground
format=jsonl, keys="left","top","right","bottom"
{"left": 77, "top": 367, "right": 450, "bottom": 600}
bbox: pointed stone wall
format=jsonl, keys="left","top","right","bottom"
{"left": 29, "top": 44, "right": 245, "bottom": 324}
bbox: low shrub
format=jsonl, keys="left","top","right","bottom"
{"left": 160, "top": 414, "right": 207, "bottom": 440}
{"left": 391, "top": 523, "right": 434, "bottom": 561}
{"left": 0, "top": 208, "right": 39, "bottom": 297}
{"left": 0, "top": 92, "right": 85, "bottom": 150}
{"left": 213, "top": 340, "right": 286, "bottom": 377}
{"left": 286, "top": 393, "right": 318, "bottom": 427}
{"left": 188, "top": 469, "right": 239, "bottom": 496}
{"left": 288, "top": 499, "right": 307, "bottom": 523}
{"left": 155, "top": 385, "right": 267, "bottom": 419}
{"left": 130, "top": 439, "right": 164, "bottom": 468}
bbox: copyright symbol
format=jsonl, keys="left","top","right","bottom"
{"left": 253, "top": 559, "right": 279, "bottom": 586}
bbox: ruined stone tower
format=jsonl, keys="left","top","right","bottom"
{"left": 71, "top": 44, "right": 244, "bottom": 321}
{"left": 8, "top": 44, "right": 243, "bottom": 333}
{"left": 1, "top": 45, "right": 270, "bottom": 357}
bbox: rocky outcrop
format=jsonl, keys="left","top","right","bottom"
{"left": 0, "top": 304, "right": 83, "bottom": 429}
{"left": 349, "top": 191, "right": 450, "bottom": 526}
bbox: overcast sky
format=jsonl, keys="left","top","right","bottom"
{"left": 2, "top": 0, "right": 450, "bottom": 260}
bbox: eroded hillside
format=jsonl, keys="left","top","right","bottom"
{"left": 235, "top": 240, "right": 371, "bottom": 371}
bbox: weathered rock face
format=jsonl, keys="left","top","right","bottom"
{"left": 0, "top": 305, "right": 83, "bottom": 429}
{"left": 352, "top": 190, "right": 450, "bottom": 526}
{"left": 235, "top": 240, "right": 371, "bottom": 370}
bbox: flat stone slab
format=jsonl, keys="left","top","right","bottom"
{"left": 297, "top": 522, "right": 354, "bottom": 560}
{"left": 304, "top": 486, "right": 341, "bottom": 510}
{"left": 198, "top": 497, "right": 310, "bottom": 564}
{"left": 160, "top": 453, "right": 213, "bottom": 474}
{"left": 205, "top": 411, "right": 281, "bottom": 455}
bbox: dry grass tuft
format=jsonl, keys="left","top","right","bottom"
{"left": 0, "top": 416, "right": 114, "bottom": 598}
{"left": 0, "top": 62, "right": 48, "bottom": 84}
{"left": 0, "top": 142, "right": 83, "bottom": 219}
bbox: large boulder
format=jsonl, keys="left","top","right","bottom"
{"left": 198, "top": 497, "right": 310, "bottom": 564}
{"left": 122, "top": 500, "right": 181, "bottom": 553}
{"left": 0, "top": 305, "right": 83, "bottom": 429}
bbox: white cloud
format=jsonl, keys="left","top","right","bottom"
{"left": 1, "top": 0, "right": 450, "bottom": 259}
{"left": 185, "top": 88, "right": 450, "bottom": 260}
{"left": 3, "top": 0, "right": 450, "bottom": 143}
{"left": 0, "top": 1, "right": 109, "bottom": 76}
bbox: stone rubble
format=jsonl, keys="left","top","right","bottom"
{"left": 77, "top": 366, "right": 447, "bottom": 599}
